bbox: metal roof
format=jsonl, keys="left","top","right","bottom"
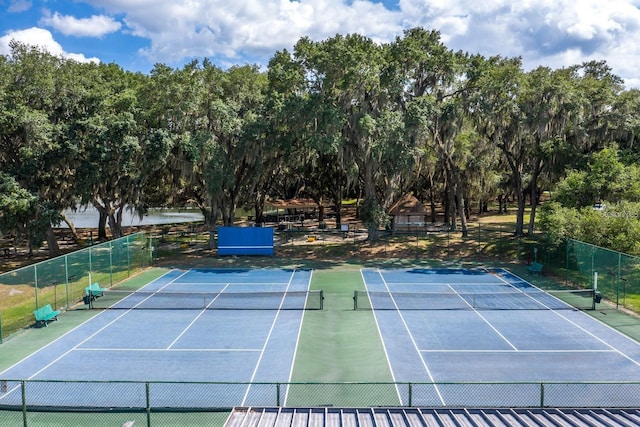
{"left": 225, "top": 407, "right": 640, "bottom": 426}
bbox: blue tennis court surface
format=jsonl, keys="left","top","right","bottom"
{"left": 0, "top": 268, "right": 313, "bottom": 408}
{"left": 362, "top": 267, "right": 640, "bottom": 406}
{"left": 2, "top": 266, "right": 640, "bottom": 409}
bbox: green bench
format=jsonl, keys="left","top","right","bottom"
{"left": 85, "top": 282, "right": 106, "bottom": 298}
{"left": 33, "top": 304, "right": 61, "bottom": 327}
{"left": 527, "top": 262, "right": 543, "bottom": 275}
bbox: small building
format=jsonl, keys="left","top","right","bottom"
{"left": 388, "top": 193, "right": 428, "bottom": 233}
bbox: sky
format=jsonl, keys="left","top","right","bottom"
{"left": 2, "top": 0, "right": 640, "bottom": 88}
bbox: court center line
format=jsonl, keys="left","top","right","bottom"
{"left": 241, "top": 269, "right": 298, "bottom": 406}
{"left": 166, "top": 283, "right": 231, "bottom": 350}
{"left": 445, "top": 283, "right": 519, "bottom": 351}
{"left": 493, "top": 268, "right": 640, "bottom": 368}
{"left": 377, "top": 269, "right": 446, "bottom": 406}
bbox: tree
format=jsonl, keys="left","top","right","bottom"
{"left": 0, "top": 42, "right": 69, "bottom": 254}
{"left": 75, "top": 63, "right": 142, "bottom": 239}
{"left": 294, "top": 34, "right": 413, "bottom": 240}
{"left": 395, "top": 28, "right": 473, "bottom": 235}
{"left": 469, "top": 57, "right": 529, "bottom": 235}
{"left": 202, "top": 65, "right": 267, "bottom": 226}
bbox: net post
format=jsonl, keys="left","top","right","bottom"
{"left": 353, "top": 290, "right": 358, "bottom": 310}
{"left": 320, "top": 290, "right": 324, "bottom": 310}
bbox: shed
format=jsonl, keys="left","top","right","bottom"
{"left": 388, "top": 194, "right": 428, "bottom": 233}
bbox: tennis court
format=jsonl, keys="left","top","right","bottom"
{"left": 360, "top": 267, "right": 640, "bottom": 406}
{"left": 0, "top": 268, "right": 315, "bottom": 408}
{"left": 1, "top": 266, "right": 640, "bottom": 410}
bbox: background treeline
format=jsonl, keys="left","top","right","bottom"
{"left": 2, "top": 28, "right": 640, "bottom": 256}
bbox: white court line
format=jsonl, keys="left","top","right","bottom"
{"left": 444, "top": 283, "right": 519, "bottom": 351}
{"left": 420, "top": 349, "right": 617, "bottom": 353}
{"left": 241, "top": 269, "right": 298, "bottom": 406}
{"left": 383, "top": 281, "right": 510, "bottom": 286}
{"left": 376, "top": 269, "right": 446, "bottom": 406}
{"left": 169, "top": 281, "right": 293, "bottom": 286}
{"left": 74, "top": 348, "right": 262, "bottom": 352}
{"left": 166, "top": 283, "right": 231, "bottom": 350}
{"left": 492, "top": 269, "right": 640, "bottom": 368}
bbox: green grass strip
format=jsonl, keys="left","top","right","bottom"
{"left": 288, "top": 268, "right": 398, "bottom": 406}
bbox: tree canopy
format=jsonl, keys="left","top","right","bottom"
{"left": 2, "top": 29, "right": 639, "bottom": 254}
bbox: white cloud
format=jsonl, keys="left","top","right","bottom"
{"left": 0, "top": 27, "right": 100, "bottom": 63}
{"left": 77, "top": 0, "right": 640, "bottom": 87}
{"left": 85, "top": 0, "right": 401, "bottom": 62}
{"left": 40, "top": 12, "right": 122, "bottom": 37}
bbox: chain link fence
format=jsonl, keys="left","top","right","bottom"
{"left": 273, "top": 225, "right": 640, "bottom": 314}
{"left": 0, "top": 233, "right": 153, "bottom": 342}
{"left": 532, "top": 239, "right": 640, "bottom": 313}
{"left": 1, "top": 379, "right": 639, "bottom": 426}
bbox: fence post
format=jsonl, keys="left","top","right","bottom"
{"left": 126, "top": 235, "right": 131, "bottom": 276}
{"left": 617, "top": 253, "right": 622, "bottom": 309}
{"left": 539, "top": 382, "right": 545, "bottom": 408}
{"left": 408, "top": 383, "right": 412, "bottom": 407}
{"left": 21, "top": 380, "right": 27, "bottom": 427}
{"left": 565, "top": 239, "right": 569, "bottom": 287}
{"left": 64, "top": 255, "right": 70, "bottom": 309}
{"left": 34, "top": 265, "right": 39, "bottom": 310}
{"left": 276, "top": 383, "right": 281, "bottom": 406}
{"left": 109, "top": 241, "right": 113, "bottom": 287}
{"left": 146, "top": 382, "right": 151, "bottom": 427}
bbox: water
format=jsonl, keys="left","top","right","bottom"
{"left": 58, "top": 206, "right": 204, "bottom": 228}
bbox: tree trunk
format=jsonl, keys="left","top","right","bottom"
{"left": 452, "top": 164, "right": 468, "bottom": 237}
{"left": 45, "top": 227, "right": 60, "bottom": 257}
{"left": 97, "top": 210, "right": 108, "bottom": 240}
{"left": 527, "top": 158, "right": 543, "bottom": 236}
{"left": 513, "top": 170, "right": 525, "bottom": 236}
{"left": 60, "top": 212, "right": 79, "bottom": 242}
{"left": 208, "top": 199, "right": 219, "bottom": 250}
{"left": 108, "top": 205, "right": 124, "bottom": 238}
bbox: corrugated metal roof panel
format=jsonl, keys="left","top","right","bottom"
{"left": 226, "top": 407, "right": 640, "bottom": 427}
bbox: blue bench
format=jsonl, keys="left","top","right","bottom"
{"left": 33, "top": 304, "right": 61, "bottom": 327}
{"left": 85, "top": 282, "right": 106, "bottom": 297}
{"left": 527, "top": 262, "right": 543, "bottom": 275}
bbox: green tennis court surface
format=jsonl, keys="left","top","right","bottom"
{"left": 1, "top": 266, "right": 640, "bottom": 412}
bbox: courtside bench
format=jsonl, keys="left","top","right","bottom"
{"left": 527, "top": 262, "right": 543, "bottom": 275}
{"left": 85, "top": 282, "right": 106, "bottom": 298}
{"left": 33, "top": 304, "right": 61, "bottom": 327}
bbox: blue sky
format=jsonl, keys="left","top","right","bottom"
{"left": 2, "top": 0, "right": 640, "bottom": 87}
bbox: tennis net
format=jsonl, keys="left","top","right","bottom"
{"left": 353, "top": 289, "right": 597, "bottom": 311}
{"left": 86, "top": 289, "right": 324, "bottom": 310}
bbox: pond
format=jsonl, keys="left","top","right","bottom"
{"left": 58, "top": 206, "right": 204, "bottom": 228}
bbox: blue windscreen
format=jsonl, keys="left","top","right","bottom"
{"left": 217, "top": 226, "right": 274, "bottom": 256}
